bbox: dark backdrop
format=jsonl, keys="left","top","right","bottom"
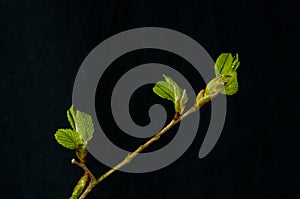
{"left": 1, "top": 0, "right": 298, "bottom": 198}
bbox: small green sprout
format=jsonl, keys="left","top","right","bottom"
{"left": 152, "top": 74, "right": 188, "bottom": 115}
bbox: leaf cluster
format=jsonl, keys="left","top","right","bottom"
{"left": 54, "top": 106, "right": 95, "bottom": 150}
{"left": 153, "top": 75, "right": 188, "bottom": 114}
{"left": 153, "top": 53, "right": 240, "bottom": 113}
{"left": 206, "top": 53, "right": 240, "bottom": 96}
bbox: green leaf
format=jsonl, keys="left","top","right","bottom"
{"left": 214, "top": 53, "right": 239, "bottom": 76}
{"left": 54, "top": 129, "right": 82, "bottom": 150}
{"left": 153, "top": 74, "right": 188, "bottom": 114}
{"left": 163, "top": 75, "right": 182, "bottom": 101}
{"left": 205, "top": 76, "right": 225, "bottom": 96}
{"left": 223, "top": 76, "right": 238, "bottom": 95}
{"left": 214, "top": 53, "right": 233, "bottom": 76}
{"left": 55, "top": 106, "right": 95, "bottom": 149}
{"left": 210, "top": 53, "right": 240, "bottom": 96}
{"left": 75, "top": 110, "right": 95, "bottom": 144}
{"left": 67, "top": 105, "right": 76, "bottom": 130}
{"left": 152, "top": 81, "right": 175, "bottom": 101}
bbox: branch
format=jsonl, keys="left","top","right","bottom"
{"left": 71, "top": 159, "right": 97, "bottom": 199}
{"left": 71, "top": 159, "right": 97, "bottom": 183}
{"left": 94, "top": 96, "right": 213, "bottom": 187}
{"left": 72, "top": 91, "right": 219, "bottom": 199}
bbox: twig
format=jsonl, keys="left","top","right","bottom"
{"left": 72, "top": 91, "right": 218, "bottom": 198}
{"left": 71, "top": 159, "right": 97, "bottom": 199}
{"left": 71, "top": 159, "right": 96, "bottom": 183}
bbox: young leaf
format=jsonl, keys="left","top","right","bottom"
{"left": 163, "top": 74, "right": 182, "bottom": 101}
{"left": 153, "top": 74, "right": 189, "bottom": 114}
{"left": 205, "top": 76, "right": 225, "bottom": 96}
{"left": 152, "top": 80, "right": 175, "bottom": 101}
{"left": 179, "top": 89, "right": 188, "bottom": 113}
{"left": 223, "top": 76, "right": 238, "bottom": 95}
{"left": 75, "top": 110, "right": 95, "bottom": 144}
{"left": 209, "top": 53, "right": 240, "bottom": 96}
{"left": 54, "top": 129, "right": 82, "bottom": 150}
{"left": 214, "top": 53, "right": 234, "bottom": 76}
{"left": 67, "top": 105, "right": 76, "bottom": 130}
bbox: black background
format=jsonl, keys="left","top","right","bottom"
{"left": 1, "top": 0, "right": 298, "bottom": 198}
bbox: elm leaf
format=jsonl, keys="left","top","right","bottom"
{"left": 75, "top": 110, "right": 94, "bottom": 144}
{"left": 54, "top": 129, "right": 82, "bottom": 150}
